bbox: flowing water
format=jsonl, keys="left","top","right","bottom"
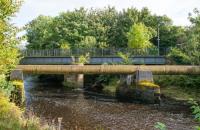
{"left": 24, "top": 76, "right": 199, "bottom": 130}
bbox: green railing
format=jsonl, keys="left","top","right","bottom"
{"left": 22, "top": 48, "right": 167, "bottom": 57}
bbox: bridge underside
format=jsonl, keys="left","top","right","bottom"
{"left": 16, "top": 65, "right": 200, "bottom": 75}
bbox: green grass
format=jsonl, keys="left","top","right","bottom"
{"left": 103, "top": 85, "right": 117, "bottom": 94}
{"left": 0, "top": 92, "right": 49, "bottom": 130}
{"left": 102, "top": 78, "right": 119, "bottom": 95}
{"left": 161, "top": 86, "right": 200, "bottom": 101}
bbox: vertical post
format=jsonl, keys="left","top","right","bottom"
{"left": 157, "top": 24, "right": 160, "bottom": 56}
{"left": 58, "top": 117, "right": 62, "bottom": 130}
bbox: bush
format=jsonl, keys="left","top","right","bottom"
{"left": 0, "top": 92, "right": 47, "bottom": 130}
{"left": 154, "top": 75, "right": 200, "bottom": 89}
{"left": 167, "top": 48, "right": 192, "bottom": 65}
{"left": 0, "top": 74, "right": 14, "bottom": 97}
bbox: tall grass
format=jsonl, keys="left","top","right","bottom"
{"left": 154, "top": 75, "right": 200, "bottom": 89}
{"left": 0, "top": 74, "right": 49, "bottom": 130}
{"left": 0, "top": 92, "right": 48, "bottom": 130}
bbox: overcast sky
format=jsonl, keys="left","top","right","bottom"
{"left": 12, "top": 0, "right": 200, "bottom": 27}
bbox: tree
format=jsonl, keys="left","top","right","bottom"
{"left": 79, "top": 36, "right": 97, "bottom": 48}
{"left": 26, "top": 15, "right": 55, "bottom": 49}
{"left": 0, "top": 0, "right": 21, "bottom": 75}
{"left": 185, "top": 8, "right": 200, "bottom": 65}
{"left": 127, "top": 23, "right": 154, "bottom": 48}
{"left": 168, "top": 8, "right": 200, "bottom": 65}
{"left": 26, "top": 7, "right": 181, "bottom": 50}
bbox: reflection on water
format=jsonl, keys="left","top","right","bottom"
{"left": 24, "top": 77, "right": 198, "bottom": 130}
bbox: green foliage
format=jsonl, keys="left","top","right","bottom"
{"left": 195, "top": 126, "right": 200, "bottom": 130}
{"left": 26, "top": 7, "right": 179, "bottom": 49}
{"left": 0, "top": 44, "right": 20, "bottom": 74}
{"left": 0, "top": 1, "right": 49, "bottom": 129}
{"left": 0, "top": 0, "right": 21, "bottom": 94}
{"left": 168, "top": 9, "right": 200, "bottom": 65}
{"left": 117, "top": 52, "right": 132, "bottom": 64}
{"left": 0, "top": 74, "right": 14, "bottom": 97}
{"left": 0, "top": 0, "right": 21, "bottom": 75}
{"left": 154, "top": 122, "right": 167, "bottom": 130}
{"left": 188, "top": 99, "right": 200, "bottom": 122}
{"left": 0, "top": 91, "right": 48, "bottom": 130}
{"left": 60, "top": 41, "right": 71, "bottom": 49}
{"left": 78, "top": 53, "right": 90, "bottom": 64}
{"left": 79, "top": 36, "right": 97, "bottom": 48}
{"left": 154, "top": 75, "right": 200, "bottom": 89}
{"left": 127, "top": 23, "right": 154, "bottom": 49}
{"left": 26, "top": 15, "right": 55, "bottom": 49}
{"left": 167, "top": 48, "right": 190, "bottom": 65}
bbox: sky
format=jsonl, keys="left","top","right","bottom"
{"left": 12, "top": 0, "right": 200, "bottom": 27}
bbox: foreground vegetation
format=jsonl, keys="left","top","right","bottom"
{"left": 0, "top": 91, "right": 46, "bottom": 130}
{"left": 0, "top": 0, "right": 49, "bottom": 129}
{"left": 154, "top": 75, "right": 200, "bottom": 101}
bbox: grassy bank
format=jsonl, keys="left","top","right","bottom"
{"left": 161, "top": 86, "right": 200, "bottom": 101}
{"left": 0, "top": 92, "right": 47, "bottom": 130}
{"left": 0, "top": 74, "right": 49, "bottom": 130}
{"left": 154, "top": 75, "right": 200, "bottom": 101}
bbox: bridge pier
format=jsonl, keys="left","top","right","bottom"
{"left": 63, "top": 74, "right": 84, "bottom": 88}
{"left": 117, "top": 70, "right": 161, "bottom": 103}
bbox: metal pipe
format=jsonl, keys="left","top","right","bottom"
{"left": 16, "top": 65, "right": 200, "bottom": 75}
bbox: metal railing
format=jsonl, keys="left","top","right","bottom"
{"left": 22, "top": 48, "right": 168, "bottom": 57}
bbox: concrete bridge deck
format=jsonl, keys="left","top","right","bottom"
{"left": 20, "top": 48, "right": 167, "bottom": 65}
{"left": 16, "top": 65, "right": 200, "bottom": 75}
{"left": 20, "top": 56, "right": 166, "bottom": 65}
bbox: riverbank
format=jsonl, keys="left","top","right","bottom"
{"left": 161, "top": 86, "right": 200, "bottom": 102}
{"left": 101, "top": 77, "right": 200, "bottom": 106}
{"left": 0, "top": 91, "right": 46, "bottom": 130}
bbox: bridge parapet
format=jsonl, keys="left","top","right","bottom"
{"left": 21, "top": 48, "right": 168, "bottom": 57}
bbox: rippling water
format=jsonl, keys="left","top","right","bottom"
{"left": 24, "top": 77, "right": 198, "bottom": 130}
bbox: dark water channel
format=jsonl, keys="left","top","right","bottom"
{"left": 24, "top": 76, "right": 198, "bottom": 130}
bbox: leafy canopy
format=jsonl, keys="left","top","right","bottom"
{"left": 127, "top": 23, "right": 154, "bottom": 48}
{"left": 26, "top": 7, "right": 179, "bottom": 49}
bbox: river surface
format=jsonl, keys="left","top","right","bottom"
{"left": 24, "top": 76, "right": 198, "bottom": 130}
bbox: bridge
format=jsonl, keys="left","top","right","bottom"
{"left": 11, "top": 48, "right": 200, "bottom": 88}
{"left": 20, "top": 48, "right": 167, "bottom": 65}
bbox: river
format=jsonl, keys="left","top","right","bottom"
{"left": 24, "top": 76, "right": 198, "bottom": 130}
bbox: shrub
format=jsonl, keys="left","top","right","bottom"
{"left": 0, "top": 92, "right": 49, "bottom": 130}
{"left": 167, "top": 48, "right": 191, "bottom": 65}
{"left": 154, "top": 122, "right": 167, "bottom": 130}
{"left": 78, "top": 53, "right": 90, "bottom": 64}
{"left": 188, "top": 99, "right": 200, "bottom": 122}
{"left": 117, "top": 52, "right": 132, "bottom": 64}
{"left": 154, "top": 75, "right": 200, "bottom": 89}
{"left": 0, "top": 74, "right": 14, "bottom": 97}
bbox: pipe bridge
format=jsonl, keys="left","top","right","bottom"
{"left": 16, "top": 65, "right": 200, "bottom": 75}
